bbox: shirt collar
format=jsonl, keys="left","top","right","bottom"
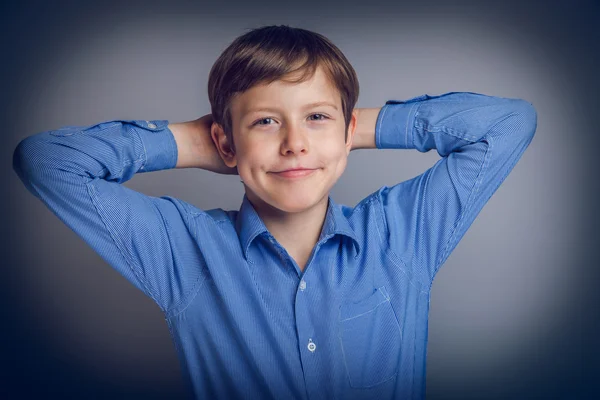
{"left": 235, "top": 193, "right": 361, "bottom": 261}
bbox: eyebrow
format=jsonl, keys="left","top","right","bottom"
{"left": 245, "top": 101, "right": 338, "bottom": 114}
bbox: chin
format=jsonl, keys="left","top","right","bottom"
{"left": 269, "top": 195, "right": 319, "bottom": 213}
{"left": 265, "top": 190, "right": 327, "bottom": 214}
{"left": 243, "top": 176, "right": 331, "bottom": 214}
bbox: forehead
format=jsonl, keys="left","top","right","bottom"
{"left": 231, "top": 65, "right": 340, "bottom": 117}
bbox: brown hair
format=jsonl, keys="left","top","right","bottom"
{"left": 207, "top": 24, "right": 360, "bottom": 153}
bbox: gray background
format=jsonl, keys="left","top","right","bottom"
{"left": 3, "top": 0, "right": 598, "bottom": 398}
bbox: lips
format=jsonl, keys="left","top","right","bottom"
{"left": 271, "top": 168, "right": 318, "bottom": 179}
{"left": 272, "top": 164, "right": 315, "bottom": 171}
{"left": 275, "top": 168, "right": 315, "bottom": 173}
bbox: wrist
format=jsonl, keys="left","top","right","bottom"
{"left": 170, "top": 116, "right": 211, "bottom": 169}
{"left": 352, "top": 108, "right": 379, "bottom": 150}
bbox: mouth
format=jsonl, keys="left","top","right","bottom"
{"left": 270, "top": 168, "right": 318, "bottom": 179}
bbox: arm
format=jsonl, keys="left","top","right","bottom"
{"left": 351, "top": 108, "right": 379, "bottom": 150}
{"left": 12, "top": 116, "right": 225, "bottom": 313}
{"left": 353, "top": 92, "right": 537, "bottom": 287}
{"left": 170, "top": 113, "right": 237, "bottom": 174}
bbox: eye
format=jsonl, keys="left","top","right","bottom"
{"left": 252, "top": 114, "right": 329, "bottom": 127}
{"left": 309, "top": 113, "right": 329, "bottom": 121}
{"left": 253, "top": 117, "right": 275, "bottom": 126}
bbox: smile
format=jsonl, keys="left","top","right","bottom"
{"left": 270, "top": 169, "right": 318, "bottom": 179}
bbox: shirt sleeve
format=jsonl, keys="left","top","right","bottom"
{"left": 12, "top": 119, "right": 204, "bottom": 313}
{"left": 373, "top": 91, "right": 537, "bottom": 288}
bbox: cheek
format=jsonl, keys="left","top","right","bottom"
{"left": 331, "top": 154, "right": 348, "bottom": 178}
{"left": 235, "top": 148, "right": 268, "bottom": 181}
{"left": 319, "top": 145, "right": 348, "bottom": 181}
{"left": 324, "top": 140, "right": 349, "bottom": 164}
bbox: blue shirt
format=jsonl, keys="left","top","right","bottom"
{"left": 13, "top": 91, "right": 537, "bottom": 399}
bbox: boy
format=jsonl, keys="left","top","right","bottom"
{"left": 13, "top": 24, "right": 537, "bottom": 399}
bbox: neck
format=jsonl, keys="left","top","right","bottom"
{"left": 246, "top": 191, "right": 329, "bottom": 256}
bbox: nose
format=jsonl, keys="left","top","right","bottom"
{"left": 280, "top": 122, "right": 309, "bottom": 155}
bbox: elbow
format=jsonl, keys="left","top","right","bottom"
{"left": 514, "top": 99, "right": 538, "bottom": 139}
{"left": 13, "top": 135, "right": 51, "bottom": 184}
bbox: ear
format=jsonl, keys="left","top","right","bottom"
{"left": 345, "top": 109, "right": 359, "bottom": 155}
{"left": 210, "top": 122, "right": 238, "bottom": 168}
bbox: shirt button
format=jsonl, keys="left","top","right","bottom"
{"left": 299, "top": 280, "right": 306, "bottom": 291}
{"left": 307, "top": 338, "right": 316, "bottom": 352}
{"left": 147, "top": 121, "right": 157, "bottom": 129}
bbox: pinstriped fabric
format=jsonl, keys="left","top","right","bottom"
{"left": 13, "top": 92, "right": 537, "bottom": 400}
{"left": 376, "top": 92, "right": 537, "bottom": 291}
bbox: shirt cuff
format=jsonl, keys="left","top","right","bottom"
{"left": 375, "top": 96, "right": 424, "bottom": 150}
{"left": 134, "top": 120, "right": 178, "bottom": 172}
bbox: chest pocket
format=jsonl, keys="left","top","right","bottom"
{"left": 338, "top": 286, "right": 401, "bottom": 388}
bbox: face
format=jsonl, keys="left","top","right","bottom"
{"left": 211, "top": 65, "right": 357, "bottom": 215}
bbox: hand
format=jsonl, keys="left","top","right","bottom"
{"left": 171, "top": 114, "right": 238, "bottom": 174}
{"left": 193, "top": 114, "right": 238, "bottom": 175}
